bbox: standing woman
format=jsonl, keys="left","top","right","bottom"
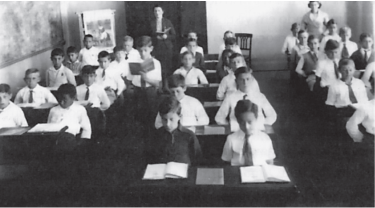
{"left": 301, "top": 1, "right": 330, "bottom": 39}
{"left": 150, "top": 5, "right": 176, "bottom": 89}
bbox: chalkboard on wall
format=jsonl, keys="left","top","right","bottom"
{"left": 0, "top": 2, "right": 64, "bottom": 68}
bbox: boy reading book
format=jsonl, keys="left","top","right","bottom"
{"left": 0, "top": 84, "right": 28, "bottom": 128}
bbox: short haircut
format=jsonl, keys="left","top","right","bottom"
{"left": 339, "top": 26, "right": 352, "bottom": 35}
{"left": 225, "top": 37, "right": 236, "bottom": 46}
{"left": 223, "top": 30, "right": 234, "bottom": 38}
{"left": 81, "top": 65, "right": 98, "bottom": 75}
{"left": 338, "top": 58, "right": 355, "bottom": 70}
{"left": 298, "top": 30, "right": 307, "bottom": 36}
{"left": 153, "top": 4, "right": 163, "bottom": 11}
{"left": 167, "top": 74, "right": 185, "bottom": 89}
{"left": 308, "top": 34, "right": 319, "bottom": 43}
{"left": 181, "top": 51, "right": 194, "bottom": 59}
{"left": 136, "top": 36, "right": 152, "bottom": 48}
{"left": 158, "top": 96, "right": 182, "bottom": 116}
{"left": 51, "top": 48, "right": 64, "bottom": 57}
{"left": 98, "top": 51, "right": 110, "bottom": 59}
{"left": 25, "top": 68, "right": 40, "bottom": 77}
{"left": 290, "top": 23, "right": 300, "bottom": 31}
{"left": 324, "top": 39, "right": 340, "bottom": 51}
{"left": 0, "top": 84, "right": 11, "bottom": 94}
{"left": 57, "top": 83, "right": 76, "bottom": 99}
{"left": 123, "top": 35, "right": 134, "bottom": 42}
{"left": 229, "top": 53, "right": 243, "bottom": 61}
{"left": 234, "top": 99, "right": 259, "bottom": 120}
{"left": 326, "top": 19, "right": 337, "bottom": 27}
{"left": 66, "top": 46, "right": 79, "bottom": 54}
{"left": 359, "top": 33, "right": 373, "bottom": 42}
{"left": 113, "top": 45, "right": 124, "bottom": 53}
{"left": 221, "top": 49, "right": 234, "bottom": 61}
{"left": 187, "top": 31, "right": 197, "bottom": 37}
{"left": 84, "top": 34, "right": 93, "bottom": 41}
{"left": 234, "top": 66, "right": 252, "bottom": 78}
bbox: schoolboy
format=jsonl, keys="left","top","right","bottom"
{"left": 174, "top": 51, "right": 208, "bottom": 85}
{"left": 222, "top": 99, "right": 275, "bottom": 166}
{"left": 218, "top": 31, "right": 242, "bottom": 59}
{"left": 281, "top": 23, "right": 300, "bottom": 57}
{"left": 154, "top": 74, "right": 209, "bottom": 130}
{"left": 65, "top": 46, "right": 84, "bottom": 77}
{"left": 350, "top": 33, "right": 375, "bottom": 70}
{"left": 0, "top": 84, "right": 28, "bottom": 128}
{"left": 46, "top": 48, "right": 76, "bottom": 87}
{"left": 338, "top": 27, "right": 358, "bottom": 59}
{"left": 180, "top": 31, "right": 204, "bottom": 55}
{"left": 346, "top": 78, "right": 374, "bottom": 143}
{"left": 217, "top": 55, "right": 260, "bottom": 101}
{"left": 76, "top": 65, "right": 110, "bottom": 111}
{"left": 296, "top": 35, "right": 322, "bottom": 79}
{"left": 78, "top": 34, "right": 100, "bottom": 66}
{"left": 107, "top": 46, "right": 129, "bottom": 79}
{"left": 15, "top": 68, "right": 57, "bottom": 105}
{"left": 47, "top": 83, "right": 91, "bottom": 140}
{"left": 290, "top": 30, "right": 310, "bottom": 73}
{"left": 216, "top": 49, "right": 234, "bottom": 80}
{"left": 184, "top": 38, "right": 205, "bottom": 71}
{"left": 149, "top": 96, "right": 202, "bottom": 166}
{"left": 320, "top": 19, "right": 341, "bottom": 53}
{"left": 123, "top": 35, "right": 141, "bottom": 62}
{"left": 215, "top": 67, "right": 276, "bottom": 132}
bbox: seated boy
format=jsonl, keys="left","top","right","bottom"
{"left": 216, "top": 49, "right": 234, "bottom": 80}
{"left": 319, "top": 19, "right": 341, "bottom": 54}
{"left": 107, "top": 46, "right": 129, "bottom": 79}
{"left": 350, "top": 33, "right": 374, "bottom": 70}
{"left": 76, "top": 65, "right": 110, "bottom": 111}
{"left": 123, "top": 35, "right": 141, "bottom": 62}
{"left": 183, "top": 38, "right": 205, "bottom": 71}
{"left": 218, "top": 31, "right": 242, "bottom": 60}
{"left": 48, "top": 84, "right": 91, "bottom": 141}
{"left": 281, "top": 23, "right": 300, "bottom": 59}
{"left": 0, "top": 84, "right": 28, "bottom": 128}
{"left": 46, "top": 48, "right": 76, "bottom": 87}
{"left": 15, "top": 68, "right": 57, "bottom": 105}
{"left": 217, "top": 54, "right": 260, "bottom": 100}
{"left": 222, "top": 99, "right": 275, "bottom": 166}
{"left": 338, "top": 27, "right": 358, "bottom": 59}
{"left": 64, "top": 46, "right": 84, "bottom": 85}
{"left": 78, "top": 34, "right": 100, "bottom": 66}
{"left": 215, "top": 67, "right": 276, "bottom": 132}
{"left": 149, "top": 96, "right": 202, "bottom": 165}
{"left": 180, "top": 31, "right": 204, "bottom": 55}
{"left": 155, "top": 74, "right": 209, "bottom": 130}
{"left": 346, "top": 78, "right": 374, "bottom": 143}
{"left": 290, "top": 30, "right": 310, "bottom": 78}
{"left": 174, "top": 51, "right": 208, "bottom": 85}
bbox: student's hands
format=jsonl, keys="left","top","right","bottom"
{"left": 162, "top": 34, "right": 168, "bottom": 39}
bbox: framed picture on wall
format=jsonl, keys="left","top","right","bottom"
{"left": 80, "top": 9, "right": 116, "bottom": 52}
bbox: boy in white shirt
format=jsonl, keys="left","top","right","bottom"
{"left": 174, "top": 51, "right": 208, "bottom": 85}
{"left": 155, "top": 74, "right": 209, "bottom": 130}
{"left": 108, "top": 46, "right": 129, "bottom": 79}
{"left": 180, "top": 31, "right": 204, "bottom": 55}
{"left": 217, "top": 54, "right": 260, "bottom": 101}
{"left": 320, "top": 19, "right": 341, "bottom": 53}
{"left": 123, "top": 35, "right": 141, "bottom": 62}
{"left": 222, "top": 99, "right": 275, "bottom": 166}
{"left": 0, "top": 84, "right": 28, "bottom": 128}
{"left": 218, "top": 31, "right": 242, "bottom": 60}
{"left": 46, "top": 48, "right": 76, "bottom": 87}
{"left": 282, "top": 23, "right": 300, "bottom": 62}
{"left": 15, "top": 68, "right": 57, "bottom": 105}
{"left": 338, "top": 27, "right": 358, "bottom": 59}
{"left": 65, "top": 46, "right": 84, "bottom": 85}
{"left": 78, "top": 34, "right": 100, "bottom": 66}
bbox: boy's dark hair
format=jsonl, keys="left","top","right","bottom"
{"left": 308, "top": 34, "right": 319, "bottom": 43}
{"left": 136, "top": 36, "right": 153, "bottom": 48}
{"left": 290, "top": 23, "right": 300, "bottom": 31}
{"left": 98, "top": 51, "right": 110, "bottom": 59}
{"left": 153, "top": 4, "right": 163, "bottom": 11}
{"left": 81, "top": 65, "right": 98, "bottom": 75}
{"left": 229, "top": 53, "right": 243, "bottom": 61}
{"left": 113, "top": 45, "right": 124, "bottom": 53}
{"left": 0, "top": 84, "right": 11, "bottom": 94}
{"left": 159, "top": 96, "right": 182, "bottom": 116}
{"left": 223, "top": 30, "right": 234, "bottom": 38}
{"left": 181, "top": 51, "right": 194, "bottom": 59}
{"left": 187, "top": 31, "right": 197, "bottom": 38}
{"left": 235, "top": 66, "right": 253, "bottom": 78}
{"left": 324, "top": 39, "right": 340, "bottom": 51}
{"left": 123, "top": 35, "right": 134, "bottom": 42}
{"left": 298, "top": 30, "right": 307, "bottom": 36}
{"left": 57, "top": 83, "right": 76, "bottom": 99}
{"left": 84, "top": 34, "right": 94, "bottom": 41}
{"left": 25, "top": 68, "right": 40, "bottom": 77}
{"left": 225, "top": 37, "right": 236, "bottom": 46}
{"left": 338, "top": 58, "right": 355, "bottom": 70}
{"left": 359, "top": 33, "right": 373, "bottom": 42}
{"left": 235, "top": 99, "right": 259, "bottom": 120}
{"left": 167, "top": 74, "right": 186, "bottom": 89}
{"left": 66, "top": 46, "right": 79, "bottom": 54}
{"left": 51, "top": 48, "right": 64, "bottom": 57}
{"left": 221, "top": 49, "right": 234, "bottom": 61}
{"left": 326, "top": 19, "right": 337, "bottom": 27}
{"left": 339, "top": 26, "right": 351, "bottom": 35}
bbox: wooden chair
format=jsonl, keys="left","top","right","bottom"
{"left": 235, "top": 33, "right": 253, "bottom": 67}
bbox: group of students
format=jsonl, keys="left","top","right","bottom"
{"left": 282, "top": 16, "right": 374, "bottom": 144}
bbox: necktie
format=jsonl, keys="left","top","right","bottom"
{"left": 341, "top": 43, "right": 349, "bottom": 59}
{"left": 125, "top": 53, "right": 128, "bottom": 60}
{"left": 28, "top": 90, "right": 34, "bottom": 103}
{"left": 347, "top": 82, "right": 358, "bottom": 104}
{"left": 102, "top": 69, "right": 106, "bottom": 79}
{"left": 364, "top": 50, "right": 368, "bottom": 65}
{"left": 311, "top": 52, "right": 318, "bottom": 62}
{"left": 243, "top": 135, "right": 253, "bottom": 166}
{"left": 85, "top": 87, "right": 89, "bottom": 101}
{"left": 141, "top": 78, "right": 146, "bottom": 88}
{"left": 333, "top": 61, "right": 340, "bottom": 79}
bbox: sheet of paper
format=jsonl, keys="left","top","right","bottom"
{"left": 165, "top": 162, "right": 188, "bottom": 179}
{"left": 196, "top": 168, "right": 224, "bottom": 185}
{"left": 262, "top": 165, "right": 291, "bottom": 182}
{"left": 27, "top": 123, "right": 66, "bottom": 133}
{"left": 142, "top": 164, "right": 167, "bottom": 180}
{"left": 204, "top": 101, "right": 222, "bottom": 107}
{"left": 33, "top": 103, "right": 58, "bottom": 109}
{"left": 0, "top": 127, "right": 29, "bottom": 136}
{"left": 204, "top": 126, "right": 226, "bottom": 135}
{"left": 240, "top": 166, "right": 266, "bottom": 183}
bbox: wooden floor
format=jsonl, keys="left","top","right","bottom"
{"left": 0, "top": 70, "right": 373, "bottom": 206}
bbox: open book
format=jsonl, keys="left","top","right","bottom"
{"left": 156, "top": 27, "right": 171, "bottom": 36}
{"left": 240, "top": 165, "right": 291, "bottom": 183}
{"left": 142, "top": 162, "right": 188, "bottom": 180}
{"left": 203, "top": 126, "right": 226, "bottom": 135}
{"left": 27, "top": 123, "right": 67, "bottom": 133}
{"left": 129, "top": 58, "right": 155, "bottom": 75}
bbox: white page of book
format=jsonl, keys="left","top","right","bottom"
{"left": 27, "top": 123, "right": 65, "bottom": 133}
{"left": 240, "top": 166, "right": 266, "bottom": 183}
{"left": 204, "top": 126, "right": 225, "bottom": 135}
{"left": 262, "top": 165, "right": 291, "bottom": 182}
{"left": 165, "top": 162, "right": 188, "bottom": 179}
{"left": 142, "top": 164, "right": 167, "bottom": 180}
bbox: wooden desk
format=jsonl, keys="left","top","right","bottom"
{"left": 20, "top": 103, "right": 57, "bottom": 127}
{"left": 185, "top": 84, "right": 219, "bottom": 103}
{"left": 204, "top": 101, "right": 222, "bottom": 124}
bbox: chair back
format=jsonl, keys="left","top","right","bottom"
{"left": 235, "top": 33, "right": 253, "bottom": 67}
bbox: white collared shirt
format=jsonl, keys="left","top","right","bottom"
{"left": 14, "top": 84, "right": 57, "bottom": 105}
{"left": 76, "top": 83, "right": 110, "bottom": 110}
{"left": 218, "top": 43, "right": 242, "bottom": 60}
{"left": 346, "top": 99, "right": 375, "bottom": 142}
{"left": 291, "top": 44, "right": 310, "bottom": 64}
{"left": 127, "top": 58, "right": 162, "bottom": 88}
{"left": 221, "top": 130, "right": 276, "bottom": 166}
{"left": 47, "top": 102, "right": 91, "bottom": 138}
{"left": 180, "top": 46, "right": 204, "bottom": 55}
{"left": 319, "top": 34, "right": 341, "bottom": 53}
{"left": 108, "top": 60, "right": 129, "bottom": 78}
{"left": 326, "top": 78, "right": 368, "bottom": 108}
{"left": 216, "top": 72, "right": 260, "bottom": 101}
{"left": 173, "top": 67, "right": 208, "bottom": 85}
{"left": 215, "top": 90, "right": 277, "bottom": 132}
{"left": 0, "top": 102, "right": 28, "bottom": 128}
{"left": 124, "top": 48, "right": 141, "bottom": 62}
{"left": 281, "top": 34, "right": 299, "bottom": 54}
{"left": 78, "top": 47, "right": 100, "bottom": 66}
{"left": 46, "top": 65, "right": 76, "bottom": 87}
{"left": 339, "top": 40, "right": 358, "bottom": 58}
{"left": 315, "top": 56, "right": 340, "bottom": 87}
{"left": 95, "top": 67, "right": 126, "bottom": 96}
{"left": 155, "top": 95, "right": 209, "bottom": 129}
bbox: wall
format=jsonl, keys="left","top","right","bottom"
{"left": 346, "top": 1, "right": 374, "bottom": 43}
{"left": 206, "top": 1, "right": 347, "bottom": 70}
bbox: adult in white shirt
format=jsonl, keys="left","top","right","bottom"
{"left": 301, "top": 1, "right": 329, "bottom": 38}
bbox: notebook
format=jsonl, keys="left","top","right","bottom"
{"left": 203, "top": 126, "right": 226, "bottom": 135}
{"left": 129, "top": 58, "right": 155, "bottom": 75}
{"left": 0, "top": 127, "right": 29, "bottom": 136}
{"left": 196, "top": 168, "right": 224, "bottom": 185}
{"left": 142, "top": 162, "right": 188, "bottom": 180}
{"left": 240, "top": 165, "right": 291, "bottom": 183}
{"left": 27, "top": 123, "right": 67, "bottom": 133}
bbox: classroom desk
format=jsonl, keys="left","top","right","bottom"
{"left": 20, "top": 103, "right": 57, "bottom": 127}
{"left": 203, "top": 101, "right": 222, "bottom": 124}
{"left": 126, "top": 165, "right": 298, "bottom": 207}
{"left": 185, "top": 84, "right": 219, "bottom": 103}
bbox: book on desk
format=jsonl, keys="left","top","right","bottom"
{"left": 143, "top": 162, "right": 188, "bottom": 180}
{"left": 240, "top": 165, "right": 291, "bottom": 183}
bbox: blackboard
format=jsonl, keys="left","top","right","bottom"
{"left": 0, "top": 2, "right": 64, "bottom": 68}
